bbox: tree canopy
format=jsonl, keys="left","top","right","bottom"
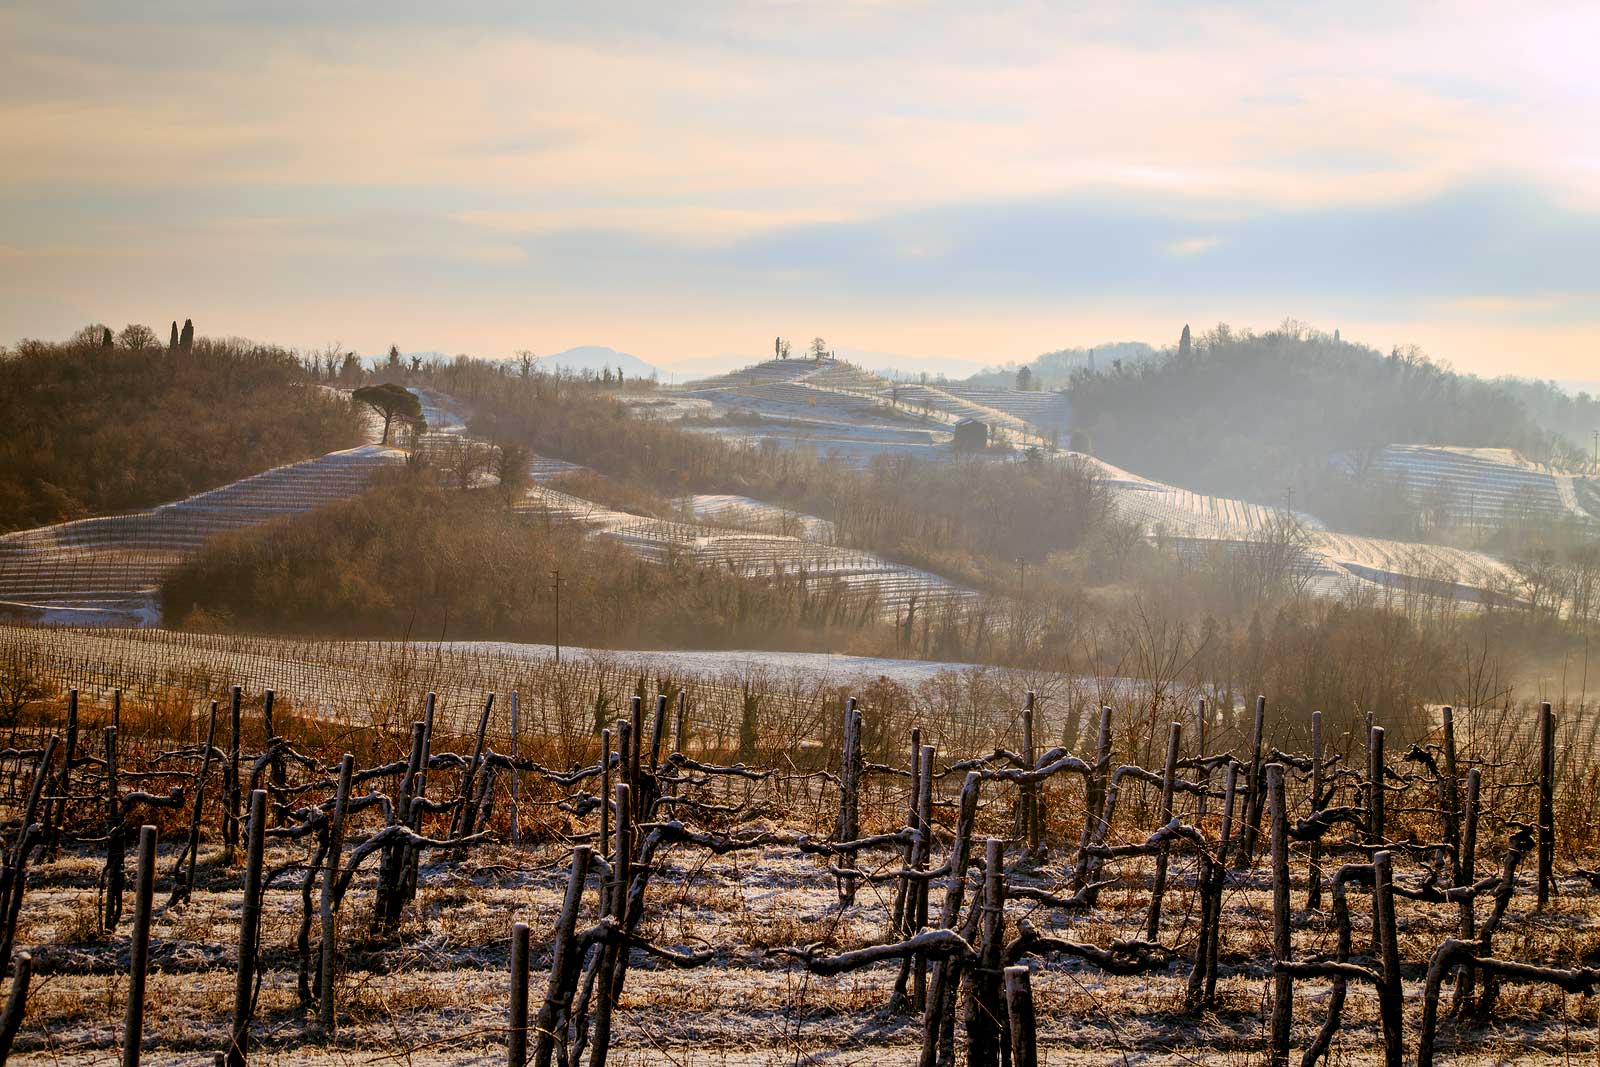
{"left": 352, "top": 383, "right": 425, "bottom": 444}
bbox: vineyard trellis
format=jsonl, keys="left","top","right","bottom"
{"left": 0, "top": 633, "right": 1597, "bottom": 1061}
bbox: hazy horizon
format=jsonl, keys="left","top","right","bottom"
{"left": 4, "top": 3, "right": 1598, "bottom": 380}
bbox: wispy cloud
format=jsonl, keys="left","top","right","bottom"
{"left": 1, "top": 3, "right": 1598, "bottom": 376}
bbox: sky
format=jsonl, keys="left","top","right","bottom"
{"left": 2, "top": 2, "right": 1598, "bottom": 380}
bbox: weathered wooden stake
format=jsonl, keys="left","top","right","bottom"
{"left": 1145, "top": 720, "right": 1182, "bottom": 941}
{"left": 103, "top": 726, "right": 123, "bottom": 931}
{"left": 919, "top": 771, "right": 980, "bottom": 1067}
{"left": 1236, "top": 695, "right": 1267, "bottom": 869}
{"left": 1003, "top": 965, "right": 1037, "bottom": 1067}
{"left": 122, "top": 825, "right": 158, "bottom": 1067}
{"left": 509, "top": 691, "right": 522, "bottom": 845}
{"left": 1073, "top": 706, "right": 1113, "bottom": 888}
{"left": 317, "top": 754, "right": 354, "bottom": 1038}
{"left": 1373, "top": 849, "right": 1403, "bottom": 1067}
{"left": 1537, "top": 701, "right": 1555, "bottom": 907}
{"left": 227, "top": 789, "right": 267, "bottom": 1067}
{"left": 599, "top": 727, "right": 612, "bottom": 853}
{"left": 223, "top": 685, "right": 242, "bottom": 860}
{"left": 1306, "top": 710, "right": 1324, "bottom": 910}
{"left": 1367, "top": 724, "right": 1386, "bottom": 848}
{"left": 508, "top": 920, "right": 531, "bottom": 1067}
{"left": 531, "top": 845, "right": 592, "bottom": 1067}
{"left": 964, "top": 837, "right": 1007, "bottom": 1067}
{"left": 1267, "top": 763, "right": 1291, "bottom": 1067}
{"left": 1451, "top": 766, "right": 1482, "bottom": 1017}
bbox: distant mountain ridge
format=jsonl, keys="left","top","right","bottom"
{"left": 539, "top": 346, "right": 662, "bottom": 378}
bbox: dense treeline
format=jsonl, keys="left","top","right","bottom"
{"left": 161, "top": 471, "right": 887, "bottom": 650}
{"left": 0, "top": 333, "right": 362, "bottom": 531}
{"left": 1068, "top": 323, "right": 1592, "bottom": 524}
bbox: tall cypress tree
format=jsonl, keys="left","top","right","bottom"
{"left": 101, "top": 328, "right": 113, "bottom": 348}
{"left": 1179, "top": 323, "right": 1192, "bottom": 358}
{"left": 169, "top": 321, "right": 179, "bottom": 350}
{"left": 179, "top": 318, "right": 194, "bottom": 352}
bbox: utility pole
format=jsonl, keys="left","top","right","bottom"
{"left": 550, "top": 568, "right": 563, "bottom": 664}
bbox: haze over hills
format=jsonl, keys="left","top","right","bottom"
{"left": 537, "top": 345, "right": 664, "bottom": 378}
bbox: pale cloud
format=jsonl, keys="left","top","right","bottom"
{"left": 1164, "top": 236, "right": 1220, "bottom": 258}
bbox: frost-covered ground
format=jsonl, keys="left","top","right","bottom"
{"left": 13, "top": 835, "right": 1600, "bottom": 1065}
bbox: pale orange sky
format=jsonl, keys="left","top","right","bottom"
{"left": 2, "top": 3, "right": 1598, "bottom": 380}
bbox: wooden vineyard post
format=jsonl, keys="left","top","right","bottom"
{"left": 45, "top": 689, "right": 78, "bottom": 860}
{"left": 673, "top": 690, "right": 688, "bottom": 756}
{"left": 1306, "top": 710, "right": 1324, "bottom": 910}
{"left": 1537, "top": 701, "right": 1555, "bottom": 908}
{"left": 1002, "top": 965, "right": 1037, "bottom": 1067}
{"left": 171, "top": 700, "right": 219, "bottom": 906}
{"left": 102, "top": 726, "right": 123, "bottom": 931}
{"left": 1367, "top": 724, "right": 1386, "bottom": 848}
{"left": 224, "top": 685, "right": 242, "bottom": 861}
{"left": 508, "top": 920, "right": 531, "bottom": 1067}
{"left": 398, "top": 694, "right": 435, "bottom": 911}
{"left": 648, "top": 693, "right": 667, "bottom": 777}
{"left": 1073, "top": 706, "right": 1113, "bottom": 888}
{"left": 376, "top": 720, "right": 427, "bottom": 932}
{"left": 0, "top": 951, "right": 31, "bottom": 1062}
{"left": 452, "top": 693, "right": 495, "bottom": 839}
{"left": 509, "top": 691, "right": 521, "bottom": 846}
{"left": 317, "top": 754, "right": 354, "bottom": 1039}
{"left": 263, "top": 688, "right": 287, "bottom": 825}
{"left": 1203, "top": 762, "right": 1240, "bottom": 1004}
{"left": 1145, "top": 720, "right": 1182, "bottom": 940}
{"left": 590, "top": 783, "right": 631, "bottom": 1067}
{"left": 227, "top": 789, "right": 267, "bottom": 1067}
{"left": 1236, "top": 695, "right": 1266, "bottom": 870}
{"left": 964, "top": 837, "right": 1007, "bottom": 1067}
{"left": 890, "top": 728, "right": 922, "bottom": 944}
{"left": 1439, "top": 705, "right": 1462, "bottom": 885}
{"left": 123, "top": 825, "right": 158, "bottom": 1067}
{"left": 531, "top": 845, "right": 592, "bottom": 1067}
{"left": 835, "top": 698, "right": 862, "bottom": 904}
{"left": 1194, "top": 697, "right": 1210, "bottom": 821}
{"left": 627, "top": 696, "right": 643, "bottom": 820}
{"left": 599, "top": 727, "right": 612, "bottom": 855}
{"left": 1372, "top": 850, "right": 1403, "bottom": 1067}
{"left": 1451, "top": 767, "right": 1482, "bottom": 1016}
{"left": 1267, "top": 763, "right": 1291, "bottom": 1067}
{"left": 1017, "top": 692, "right": 1042, "bottom": 858}
{"left": 919, "top": 771, "right": 980, "bottom": 1067}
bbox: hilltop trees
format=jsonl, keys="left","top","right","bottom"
{"left": 0, "top": 332, "right": 361, "bottom": 530}
{"left": 810, "top": 337, "right": 828, "bottom": 360}
{"left": 179, "top": 318, "right": 194, "bottom": 352}
{"left": 352, "top": 382, "right": 424, "bottom": 445}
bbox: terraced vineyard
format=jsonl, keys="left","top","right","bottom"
{"left": 677, "top": 357, "right": 1060, "bottom": 464}
{"left": 518, "top": 482, "right": 971, "bottom": 619}
{"left": 1362, "top": 445, "right": 1599, "bottom": 525}
{"left": 1090, "top": 456, "right": 1521, "bottom": 601}
{"left": 0, "top": 447, "right": 405, "bottom": 624}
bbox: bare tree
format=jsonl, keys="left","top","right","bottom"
{"left": 117, "top": 324, "right": 158, "bottom": 350}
